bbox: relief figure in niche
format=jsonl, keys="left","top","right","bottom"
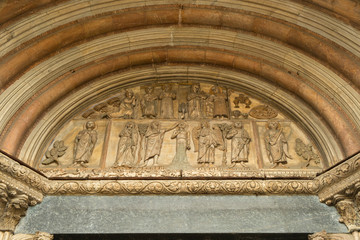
{"left": 159, "top": 84, "right": 176, "bottom": 119}
{"left": 226, "top": 122, "right": 251, "bottom": 167}
{"left": 141, "top": 86, "right": 158, "bottom": 118}
{"left": 187, "top": 84, "right": 206, "bottom": 119}
{"left": 117, "top": 90, "right": 137, "bottom": 119}
{"left": 207, "top": 85, "right": 229, "bottom": 119}
{"left": 193, "top": 121, "right": 223, "bottom": 165}
{"left": 170, "top": 122, "right": 191, "bottom": 168}
{"left": 113, "top": 122, "right": 138, "bottom": 167}
{"left": 144, "top": 121, "right": 178, "bottom": 166}
{"left": 73, "top": 121, "right": 97, "bottom": 167}
{"left": 264, "top": 121, "right": 292, "bottom": 168}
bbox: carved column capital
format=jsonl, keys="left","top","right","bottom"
{"left": 0, "top": 183, "right": 41, "bottom": 232}
{"left": 335, "top": 199, "right": 360, "bottom": 232}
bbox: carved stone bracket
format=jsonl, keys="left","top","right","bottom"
{"left": 316, "top": 154, "right": 360, "bottom": 232}
{"left": 0, "top": 183, "right": 42, "bottom": 232}
{"left": 308, "top": 230, "right": 359, "bottom": 240}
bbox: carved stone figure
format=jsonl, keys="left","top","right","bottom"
{"left": 217, "top": 123, "right": 232, "bottom": 165}
{"left": 336, "top": 199, "right": 360, "bottom": 232}
{"left": 117, "top": 90, "right": 136, "bottom": 119}
{"left": 73, "top": 121, "right": 97, "bottom": 167}
{"left": 178, "top": 102, "right": 187, "bottom": 119}
{"left": 295, "top": 138, "right": 320, "bottom": 168}
{"left": 144, "top": 121, "right": 178, "bottom": 166}
{"left": 264, "top": 121, "right": 291, "bottom": 168}
{"left": 187, "top": 84, "right": 206, "bottom": 119}
{"left": 42, "top": 140, "right": 67, "bottom": 166}
{"left": 170, "top": 122, "right": 191, "bottom": 168}
{"left": 113, "top": 122, "right": 138, "bottom": 167}
{"left": 226, "top": 122, "right": 251, "bottom": 167}
{"left": 159, "top": 84, "right": 176, "bottom": 119}
{"left": 193, "top": 121, "right": 223, "bottom": 165}
{"left": 208, "top": 85, "right": 228, "bottom": 118}
{"left": 141, "top": 86, "right": 158, "bottom": 118}
{"left": 0, "top": 183, "right": 37, "bottom": 232}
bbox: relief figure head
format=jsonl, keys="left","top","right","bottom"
{"left": 85, "top": 121, "right": 96, "bottom": 130}
{"left": 145, "top": 86, "right": 154, "bottom": 94}
{"left": 234, "top": 122, "right": 243, "bottom": 129}
{"left": 191, "top": 84, "right": 200, "bottom": 93}
{"left": 125, "top": 90, "right": 134, "bottom": 99}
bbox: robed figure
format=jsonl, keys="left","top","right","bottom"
{"left": 226, "top": 122, "right": 251, "bottom": 167}
{"left": 264, "top": 121, "right": 292, "bottom": 168}
{"left": 193, "top": 121, "right": 223, "bottom": 164}
{"left": 144, "top": 121, "right": 177, "bottom": 166}
{"left": 73, "top": 121, "right": 97, "bottom": 167}
{"left": 170, "top": 122, "right": 191, "bottom": 168}
{"left": 113, "top": 122, "right": 138, "bottom": 167}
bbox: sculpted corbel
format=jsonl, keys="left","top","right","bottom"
{"left": 0, "top": 183, "right": 41, "bottom": 233}
{"left": 335, "top": 198, "right": 360, "bottom": 232}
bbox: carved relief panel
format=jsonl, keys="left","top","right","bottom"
{"left": 37, "top": 83, "right": 326, "bottom": 179}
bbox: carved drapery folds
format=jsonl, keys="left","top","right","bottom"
{"left": 0, "top": 183, "right": 41, "bottom": 232}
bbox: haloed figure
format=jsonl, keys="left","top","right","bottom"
{"left": 113, "top": 122, "right": 138, "bottom": 167}
{"left": 187, "top": 84, "right": 206, "bottom": 119}
{"left": 264, "top": 121, "right": 292, "bottom": 168}
{"left": 141, "top": 86, "right": 158, "bottom": 118}
{"left": 73, "top": 121, "right": 97, "bottom": 167}
{"left": 170, "top": 122, "right": 191, "bottom": 168}
{"left": 159, "top": 84, "right": 176, "bottom": 119}
{"left": 226, "top": 122, "right": 251, "bottom": 167}
{"left": 144, "top": 121, "right": 178, "bottom": 166}
{"left": 118, "top": 90, "right": 136, "bottom": 119}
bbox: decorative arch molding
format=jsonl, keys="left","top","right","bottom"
{"left": 0, "top": 26, "right": 359, "bottom": 160}
{"left": 19, "top": 64, "right": 343, "bottom": 167}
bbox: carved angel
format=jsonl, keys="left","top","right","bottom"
{"left": 264, "top": 121, "right": 292, "bottom": 168}
{"left": 117, "top": 89, "right": 137, "bottom": 119}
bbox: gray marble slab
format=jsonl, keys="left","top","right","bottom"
{"left": 15, "top": 195, "right": 347, "bottom": 234}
